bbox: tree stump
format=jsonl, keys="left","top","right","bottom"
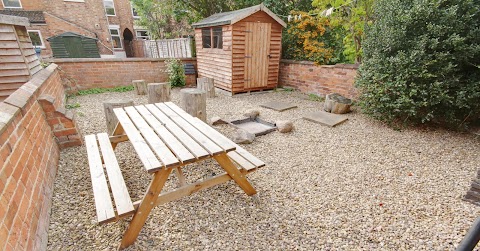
{"left": 180, "top": 88, "right": 206, "bottom": 122}
{"left": 147, "top": 83, "right": 170, "bottom": 104}
{"left": 103, "top": 101, "right": 134, "bottom": 135}
{"left": 324, "top": 93, "right": 352, "bottom": 114}
{"left": 132, "top": 80, "right": 147, "bottom": 95}
{"left": 197, "top": 77, "right": 215, "bottom": 98}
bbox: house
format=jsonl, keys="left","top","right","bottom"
{"left": 0, "top": 0, "right": 150, "bottom": 58}
{"left": 192, "top": 4, "right": 286, "bottom": 94}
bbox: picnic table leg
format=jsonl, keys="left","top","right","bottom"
{"left": 111, "top": 122, "right": 125, "bottom": 149}
{"left": 214, "top": 153, "right": 257, "bottom": 196}
{"left": 119, "top": 168, "right": 172, "bottom": 250}
{"left": 175, "top": 167, "right": 186, "bottom": 187}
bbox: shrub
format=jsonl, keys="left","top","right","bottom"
{"left": 165, "top": 58, "right": 186, "bottom": 87}
{"left": 356, "top": 0, "right": 480, "bottom": 127}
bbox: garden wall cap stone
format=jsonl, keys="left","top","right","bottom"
{"left": 0, "top": 102, "right": 20, "bottom": 135}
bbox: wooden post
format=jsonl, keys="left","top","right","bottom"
{"left": 180, "top": 88, "right": 207, "bottom": 122}
{"left": 147, "top": 83, "right": 170, "bottom": 104}
{"left": 132, "top": 80, "right": 147, "bottom": 95}
{"left": 197, "top": 77, "right": 215, "bottom": 98}
{"left": 103, "top": 101, "right": 134, "bottom": 135}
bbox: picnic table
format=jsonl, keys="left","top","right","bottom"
{"left": 84, "top": 102, "right": 265, "bottom": 249}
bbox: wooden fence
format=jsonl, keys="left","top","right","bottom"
{"left": 143, "top": 38, "right": 193, "bottom": 58}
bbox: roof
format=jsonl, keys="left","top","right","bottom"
{"left": 0, "top": 10, "right": 45, "bottom": 24}
{"left": 0, "top": 13, "right": 29, "bottom": 26}
{"left": 192, "top": 3, "right": 287, "bottom": 28}
{"left": 47, "top": 32, "right": 98, "bottom": 41}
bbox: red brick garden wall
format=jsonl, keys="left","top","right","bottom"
{"left": 49, "top": 58, "right": 198, "bottom": 93}
{"left": 0, "top": 64, "right": 65, "bottom": 250}
{"left": 279, "top": 59, "right": 359, "bottom": 99}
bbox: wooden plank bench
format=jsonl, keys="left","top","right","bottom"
{"left": 85, "top": 133, "right": 135, "bottom": 224}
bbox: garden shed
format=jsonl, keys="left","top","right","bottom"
{"left": 47, "top": 32, "right": 100, "bottom": 58}
{"left": 192, "top": 4, "right": 286, "bottom": 94}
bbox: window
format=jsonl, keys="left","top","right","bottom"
{"left": 104, "top": 0, "right": 115, "bottom": 16}
{"left": 202, "top": 27, "right": 222, "bottom": 49}
{"left": 109, "top": 27, "right": 122, "bottom": 49}
{"left": 2, "top": 0, "right": 22, "bottom": 8}
{"left": 132, "top": 6, "right": 140, "bottom": 19}
{"left": 27, "top": 30, "right": 45, "bottom": 48}
{"left": 136, "top": 30, "right": 149, "bottom": 40}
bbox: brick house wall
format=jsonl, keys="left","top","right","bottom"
{"left": 279, "top": 59, "right": 359, "bottom": 100}
{"left": 49, "top": 58, "right": 198, "bottom": 92}
{"left": 0, "top": 64, "right": 67, "bottom": 250}
{"left": 0, "top": 0, "right": 139, "bottom": 58}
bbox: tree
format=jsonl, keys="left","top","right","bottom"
{"left": 312, "top": 0, "right": 375, "bottom": 63}
{"left": 235, "top": 0, "right": 312, "bottom": 16}
{"left": 177, "top": 0, "right": 235, "bottom": 18}
{"left": 355, "top": 0, "right": 480, "bottom": 127}
{"left": 131, "top": 0, "right": 192, "bottom": 39}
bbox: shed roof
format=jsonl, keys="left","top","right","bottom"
{"left": 192, "top": 3, "right": 287, "bottom": 28}
{"left": 0, "top": 10, "right": 45, "bottom": 24}
{"left": 47, "top": 32, "right": 98, "bottom": 41}
{"left": 0, "top": 13, "right": 30, "bottom": 26}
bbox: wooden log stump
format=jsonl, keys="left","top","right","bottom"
{"left": 147, "top": 83, "right": 170, "bottom": 104}
{"left": 180, "top": 88, "right": 206, "bottom": 122}
{"left": 323, "top": 93, "right": 352, "bottom": 114}
{"left": 197, "top": 77, "right": 215, "bottom": 98}
{"left": 132, "top": 80, "right": 147, "bottom": 95}
{"left": 104, "top": 101, "right": 134, "bottom": 135}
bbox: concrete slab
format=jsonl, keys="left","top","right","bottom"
{"left": 260, "top": 101, "right": 297, "bottom": 112}
{"left": 302, "top": 111, "right": 348, "bottom": 127}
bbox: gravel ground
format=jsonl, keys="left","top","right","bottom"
{"left": 47, "top": 88, "right": 480, "bottom": 250}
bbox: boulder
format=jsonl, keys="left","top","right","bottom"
{"left": 324, "top": 93, "right": 352, "bottom": 114}
{"left": 276, "top": 120, "right": 294, "bottom": 133}
{"left": 232, "top": 129, "right": 255, "bottom": 144}
{"left": 244, "top": 109, "right": 260, "bottom": 119}
{"left": 210, "top": 116, "right": 227, "bottom": 125}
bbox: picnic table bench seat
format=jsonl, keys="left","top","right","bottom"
{"left": 85, "top": 133, "right": 135, "bottom": 224}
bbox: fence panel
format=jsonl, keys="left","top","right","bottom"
{"left": 143, "top": 38, "right": 192, "bottom": 58}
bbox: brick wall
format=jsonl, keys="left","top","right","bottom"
{"left": 0, "top": 64, "right": 67, "bottom": 250}
{"left": 49, "top": 58, "right": 198, "bottom": 92}
{"left": 279, "top": 59, "right": 359, "bottom": 99}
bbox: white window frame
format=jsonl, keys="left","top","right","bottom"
{"left": 1, "top": 0, "right": 22, "bottom": 8}
{"left": 131, "top": 6, "right": 140, "bottom": 19}
{"left": 109, "top": 26, "right": 122, "bottom": 49}
{"left": 135, "top": 29, "right": 149, "bottom": 40}
{"left": 104, "top": 0, "right": 116, "bottom": 16}
{"left": 27, "top": 30, "right": 45, "bottom": 48}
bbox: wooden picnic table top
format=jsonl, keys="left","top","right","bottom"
{"left": 113, "top": 102, "right": 237, "bottom": 173}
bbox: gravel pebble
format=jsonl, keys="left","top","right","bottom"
{"left": 47, "top": 89, "right": 480, "bottom": 250}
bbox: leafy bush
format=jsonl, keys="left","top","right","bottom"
{"left": 165, "top": 58, "right": 186, "bottom": 87}
{"left": 355, "top": 0, "right": 480, "bottom": 127}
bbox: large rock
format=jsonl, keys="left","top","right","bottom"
{"left": 276, "top": 120, "right": 294, "bottom": 133}
{"left": 232, "top": 129, "right": 255, "bottom": 144}
{"left": 324, "top": 93, "right": 352, "bottom": 114}
{"left": 244, "top": 109, "right": 260, "bottom": 119}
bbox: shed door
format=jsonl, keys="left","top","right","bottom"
{"left": 63, "top": 37, "right": 84, "bottom": 58}
{"left": 244, "top": 22, "right": 271, "bottom": 89}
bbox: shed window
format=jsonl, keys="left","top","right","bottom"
{"left": 104, "top": 0, "right": 115, "bottom": 15}
{"left": 2, "top": 0, "right": 22, "bottom": 8}
{"left": 202, "top": 27, "right": 222, "bottom": 49}
{"left": 27, "top": 30, "right": 45, "bottom": 48}
{"left": 109, "top": 28, "right": 122, "bottom": 49}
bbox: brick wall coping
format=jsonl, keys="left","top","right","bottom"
{"left": 0, "top": 64, "right": 58, "bottom": 135}
{"left": 280, "top": 59, "right": 359, "bottom": 69}
{"left": 47, "top": 57, "right": 197, "bottom": 63}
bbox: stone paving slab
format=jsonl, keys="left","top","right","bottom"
{"left": 260, "top": 101, "right": 297, "bottom": 112}
{"left": 302, "top": 111, "right": 348, "bottom": 127}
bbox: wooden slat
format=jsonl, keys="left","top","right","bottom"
{"left": 124, "top": 106, "right": 180, "bottom": 168}
{"left": 113, "top": 108, "right": 163, "bottom": 172}
{"left": 144, "top": 104, "right": 211, "bottom": 158}
{"left": 233, "top": 145, "right": 265, "bottom": 168}
{"left": 155, "top": 103, "right": 224, "bottom": 155}
{"left": 84, "top": 134, "right": 115, "bottom": 223}
{"left": 97, "top": 133, "right": 135, "bottom": 216}
{"left": 164, "top": 102, "right": 236, "bottom": 152}
{"left": 135, "top": 105, "right": 198, "bottom": 162}
{"left": 227, "top": 151, "right": 256, "bottom": 170}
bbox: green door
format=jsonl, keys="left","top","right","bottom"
{"left": 63, "top": 37, "right": 84, "bottom": 58}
